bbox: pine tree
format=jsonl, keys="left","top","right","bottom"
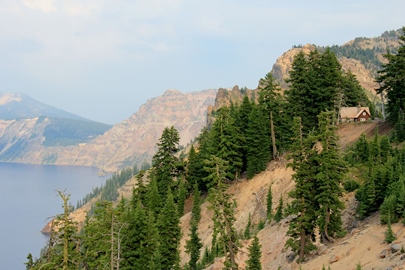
{"left": 376, "top": 27, "right": 405, "bottom": 140}
{"left": 245, "top": 235, "right": 262, "bottom": 270}
{"left": 151, "top": 126, "right": 180, "bottom": 200}
{"left": 285, "top": 117, "right": 318, "bottom": 261}
{"left": 206, "top": 155, "right": 239, "bottom": 270}
{"left": 385, "top": 213, "right": 396, "bottom": 244}
{"left": 210, "top": 107, "right": 244, "bottom": 180}
{"left": 121, "top": 201, "right": 150, "bottom": 269}
{"left": 244, "top": 213, "right": 252, "bottom": 239}
{"left": 266, "top": 185, "right": 273, "bottom": 222}
{"left": 274, "top": 196, "right": 283, "bottom": 223}
{"left": 157, "top": 189, "right": 181, "bottom": 270}
{"left": 246, "top": 105, "right": 271, "bottom": 178}
{"left": 82, "top": 200, "right": 123, "bottom": 269}
{"left": 185, "top": 184, "right": 203, "bottom": 270}
{"left": 177, "top": 176, "right": 187, "bottom": 216}
{"left": 315, "top": 111, "right": 346, "bottom": 242}
{"left": 258, "top": 72, "right": 289, "bottom": 155}
{"left": 37, "top": 191, "right": 81, "bottom": 270}
{"left": 237, "top": 95, "right": 254, "bottom": 171}
{"left": 146, "top": 177, "right": 161, "bottom": 216}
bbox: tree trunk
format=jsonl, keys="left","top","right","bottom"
{"left": 299, "top": 229, "right": 306, "bottom": 261}
{"left": 270, "top": 111, "right": 278, "bottom": 160}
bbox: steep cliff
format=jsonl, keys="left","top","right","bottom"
{"left": 6, "top": 90, "right": 217, "bottom": 171}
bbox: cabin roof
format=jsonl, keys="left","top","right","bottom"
{"left": 340, "top": 107, "right": 371, "bottom": 119}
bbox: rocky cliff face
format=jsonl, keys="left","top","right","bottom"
{"left": 45, "top": 89, "right": 217, "bottom": 171}
{"left": 271, "top": 29, "right": 402, "bottom": 97}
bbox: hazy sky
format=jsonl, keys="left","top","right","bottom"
{"left": 0, "top": 0, "right": 404, "bottom": 124}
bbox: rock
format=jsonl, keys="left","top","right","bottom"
{"left": 329, "top": 254, "right": 343, "bottom": 264}
{"left": 317, "top": 245, "right": 328, "bottom": 255}
{"left": 286, "top": 252, "right": 296, "bottom": 263}
{"left": 351, "top": 228, "right": 360, "bottom": 235}
{"left": 346, "top": 246, "right": 356, "bottom": 257}
{"left": 392, "top": 244, "right": 402, "bottom": 253}
{"left": 380, "top": 249, "right": 389, "bottom": 258}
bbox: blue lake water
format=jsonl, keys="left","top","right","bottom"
{"left": 0, "top": 162, "right": 108, "bottom": 269}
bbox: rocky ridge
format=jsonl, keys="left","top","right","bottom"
{"left": 270, "top": 29, "right": 403, "bottom": 98}
{"left": 0, "top": 89, "right": 217, "bottom": 171}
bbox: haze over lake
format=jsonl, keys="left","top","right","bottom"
{"left": 0, "top": 162, "right": 108, "bottom": 269}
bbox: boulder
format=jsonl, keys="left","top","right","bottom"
{"left": 391, "top": 244, "right": 402, "bottom": 253}
{"left": 329, "top": 254, "right": 343, "bottom": 264}
{"left": 380, "top": 249, "right": 389, "bottom": 258}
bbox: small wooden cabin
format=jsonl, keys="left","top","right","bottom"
{"left": 339, "top": 107, "right": 371, "bottom": 123}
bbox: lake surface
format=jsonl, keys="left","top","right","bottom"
{"left": 0, "top": 162, "right": 108, "bottom": 269}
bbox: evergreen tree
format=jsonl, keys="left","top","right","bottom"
{"left": 285, "top": 117, "right": 318, "bottom": 261}
{"left": 258, "top": 72, "right": 290, "bottom": 155}
{"left": 121, "top": 201, "right": 150, "bottom": 269}
{"left": 25, "top": 253, "right": 35, "bottom": 270}
{"left": 206, "top": 155, "right": 239, "bottom": 270}
{"left": 185, "top": 184, "right": 203, "bottom": 270}
{"left": 376, "top": 27, "right": 405, "bottom": 140}
{"left": 244, "top": 213, "right": 252, "bottom": 239}
{"left": 157, "top": 189, "right": 181, "bottom": 270}
{"left": 246, "top": 105, "right": 271, "bottom": 178}
{"left": 245, "top": 235, "right": 262, "bottom": 270}
{"left": 237, "top": 95, "right": 254, "bottom": 171}
{"left": 146, "top": 177, "right": 161, "bottom": 216}
{"left": 266, "top": 185, "right": 273, "bottom": 222}
{"left": 315, "top": 111, "right": 346, "bottom": 241}
{"left": 177, "top": 176, "right": 187, "bottom": 216}
{"left": 187, "top": 144, "right": 200, "bottom": 188}
{"left": 210, "top": 107, "right": 244, "bottom": 180}
{"left": 274, "top": 196, "right": 283, "bottom": 223}
{"left": 285, "top": 51, "right": 312, "bottom": 130}
{"left": 82, "top": 200, "right": 123, "bottom": 269}
{"left": 151, "top": 126, "right": 180, "bottom": 200}
{"left": 385, "top": 213, "right": 396, "bottom": 244}
{"left": 37, "top": 191, "right": 81, "bottom": 270}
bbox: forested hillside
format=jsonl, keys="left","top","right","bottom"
{"left": 26, "top": 27, "right": 405, "bottom": 269}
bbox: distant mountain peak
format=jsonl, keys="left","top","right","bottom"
{"left": 0, "top": 92, "right": 97, "bottom": 122}
{"left": 163, "top": 88, "right": 183, "bottom": 96}
{"left": 0, "top": 92, "right": 23, "bottom": 106}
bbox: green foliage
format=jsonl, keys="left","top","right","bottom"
{"left": 245, "top": 235, "right": 262, "bottom": 270}
{"left": 376, "top": 27, "right": 405, "bottom": 141}
{"left": 206, "top": 155, "right": 239, "bottom": 270}
{"left": 286, "top": 117, "right": 318, "bottom": 261}
{"left": 157, "top": 189, "right": 181, "bottom": 270}
{"left": 274, "top": 196, "right": 283, "bottom": 223}
{"left": 343, "top": 180, "right": 360, "bottom": 192}
{"left": 121, "top": 201, "right": 152, "bottom": 269}
{"left": 151, "top": 126, "right": 181, "bottom": 201}
{"left": 185, "top": 184, "right": 203, "bottom": 270}
{"left": 385, "top": 214, "right": 396, "bottom": 244}
{"left": 258, "top": 72, "right": 291, "bottom": 153}
{"left": 244, "top": 213, "right": 252, "bottom": 239}
{"left": 266, "top": 185, "right": 273, "bottom": 222}
{"left": 257, "top": 220, "right": 265, "bottom": 231}
{"left": 246, "top": 106, "right": 271, "bottom": 178}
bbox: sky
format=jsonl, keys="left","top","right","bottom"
{"left": 0, "top": 1, "right": 404, "bottom": 125}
